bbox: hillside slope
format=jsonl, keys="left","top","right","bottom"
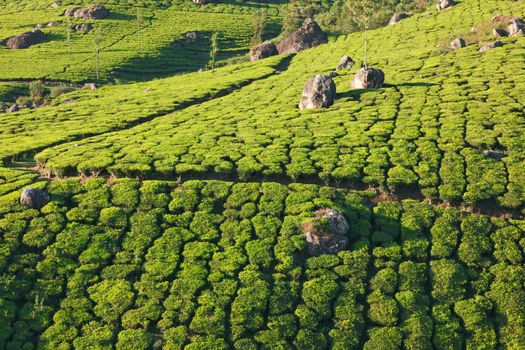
{"left": 0, "top": 0, "right": 282, "bottom": 82}
{"left": 28, "top": 0, "right": 525, "bottom": 212}
{"left": 1, "top": 0, "right": 525, "bottom": 349}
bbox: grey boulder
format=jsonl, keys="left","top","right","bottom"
{"left": 299, "top": 74, "right": 336, "bottom": 110}
{"left": 352, "top": 67, "right": 385, "bottom": 89}
{"left": 302, "top": 208, "right": 350, "bottom": 256}
{"left": 20, "top": 188, "right": 50, "bottom": 209}
{"left": 336, "top": 55, "right": 355, "bottom": 70}
{"left": 277, "top": 18, "right": 327, "bottom": 54}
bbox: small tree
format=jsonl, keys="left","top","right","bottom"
{"left": 251, "top": 11, "right": 267, "bottom": 46}
{"left": 282, "top": 0, "right": 320, "bottom": 34}
{"left": 29, "top": 80, "right": 45, "bottom": 104}
{"left": 93, "top": 24, "right": 103, "bottom": 79}
{"left": 346, "top": 0, "right": 389, "bottom": 68}
{"left": 208, "top": 32, "right": 219, "bottom": 73}
{"left": 66, "top": 17, "right": 72, "bottom": 61}
{"left": 136, "top": 7, "right": 143, "bottom": 54}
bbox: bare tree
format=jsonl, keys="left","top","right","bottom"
{"left": 93, "top": 24, "right": 102, "bottom": 79}
{"left": 66, "top": 16, "right": 72, "bottom": 61}
{"left": 346, "top": 0, "right": 389, "bottom": 68}
{"left": 136, "top": 6, "right": 143, "bottom": 54}
{"left": 209, "top": 32, "right": 219, "bottom": 73}
{"left": 251, "top": 10, "right": 267, "bottom": 46}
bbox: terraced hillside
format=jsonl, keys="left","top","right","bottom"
{"left": 0, "top": 0, "right": 282, "bottom": 82}
{"left": 1, "top": 0, "right": 525, "bottom": 349}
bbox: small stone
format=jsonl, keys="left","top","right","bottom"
{"left": 479, "top": 40, "right": 503, "bottom": 53}
{"left": 389, "top": 12, "right": 410, "bottom": 25}
{"left": 75, "top": 23, "right": 93, "bottom": 34}
{"left": 185, "top": 31, "right": 198, "bottom": 41}
{"left": 84, "top": 83, "right": 97, "bottom": 90}
{"left": 336, "top": 55, "right": 355, "bottom": 70}
{"left": 7, "top": 104, "right": 19, "bottom": 113}
{"left": 450, "top": 38, "right": 466, "bottom": 50}
{"left": 436, "top": 0, "right": 456, "bottom": 11}
{"left": 192, "top": 0, "right": 210, "bottom": 5}
{"left": 47, "top": 21, "right": 62, "bottom": 27}
{"left": 481, "top": 149, "right": 506, "bottom": 160}
{"left": 20, "top": 188, "right": 50, "bottom": 209}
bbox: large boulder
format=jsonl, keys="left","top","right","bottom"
{"left": 5, "top": 30, "right": 44, "bottom": 49}
{"left": 389, "top": 12, "right": 411, "bottom": 25}
{"left": 479, "top": 40, "right": 503, "bottom": 53}
{"left": 20, "top": 188, "right": 50, "bottom": 209}
{"left": 277, "top": 18, "right": 327, "bottom": 54}
{"left": 65, "top": 4, "right": 109, "bottom": 20}
{"left": 450, "top": 38, "right": 466, "bottom": 50}
{"left": 249, "top": 42, "right": 278, "bottom": 62}
{"left": 298, "top": 74, "right": 336, "bottom": 110}
{"left": 436, "top": 0, "right": 456, "bottom": 11}
{"left": 336, "top": 55, "right": 355, "bottom": 70}
{"left": 352, "top": 67, "right": 385, "bottom": 89}
{"left": 302, "top": 208, "right": 350, "bottom": 256}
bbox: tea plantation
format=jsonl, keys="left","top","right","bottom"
{"left": 0, "top": 0, "right": 282, "bottom": 82}
{"left": 1, "top": 0, "right": 525, "bottom": 349}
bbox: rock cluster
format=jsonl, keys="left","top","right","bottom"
{"left": 298, "top": 74, "right": 336, "bottom": 110}
{"left": 352, "top": 67, "right": 385, "bottom": 89}
{"left": 5, "top": 29, "right": 44, "bottom": 49}
{"left": 277, "top": 19, "right": 327, "bottom": 54}
{"left": 389, "top": 13, "right": 411, "bottom": 25}
{"left": 302, "top": 208, "right": 350, "bottom": 256}
{"left": 436, "top": 0, "right": 456, "bottom": 11}
{"left": 75, "top": 23, "right": 93, "bottom": 34}
{"left": 450, "top": 38, "right": 466, "bottom": 50}
{"left": 491, "top": 15, "right": 525, "bottom": 37}
{"left": 20, "top": 188, "right": 50, "bottom": 209}
{"left": 64, "top": 4, "right": 109, "bottom": 20}
{"left": 249, "top": 42, "right": 278, "bottom": 62}
{"left": 336, "top": 55, "right": 354, "bottom": 70}
{"left": 479, "top": 40, "right": 503, "bottom": 53}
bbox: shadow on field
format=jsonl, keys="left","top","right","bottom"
{"left": 386, "top": 82, "right": 437, "bottom": 88}
{"left": 337, "top": 81, "right": 436, "bottom": 100}
{"left": 109, "top": 19, "right": 280, "bottom": 82}
{"left": 110, "top": 31, "right": 240, "bottom": 82}
{"left": 109, "top": 11, "right": 135, "bottom": 21}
